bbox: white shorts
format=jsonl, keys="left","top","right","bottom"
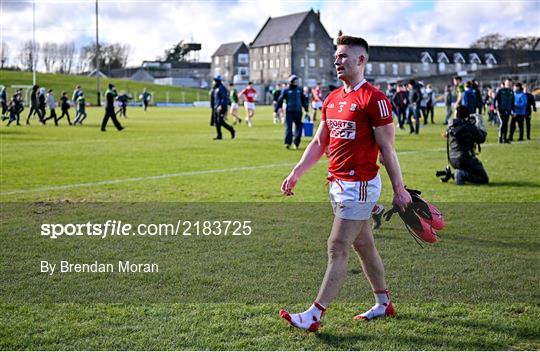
{"left": 244, "top": 102, "right": 255, "bottom": 110}
{"left": 312, "top": 101, "right": 323, "bottom": 110}
{"left": 231, "top": 102, "right": 238, "bottom": 110}
{"left": 329, "top": 174, "right": 382, "bottom": 220}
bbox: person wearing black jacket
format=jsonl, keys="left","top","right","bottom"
{"left": 494, "top": 79, "right": 514, "bottom": 143}
{"left": 211, "top": 75, "right": 235, "bottom": 140}
{"left": 276, "top": 74, "right": 309, "bottom": 149}
{"left": 38, "top": 88, "right": 46, "bottom": 120}
{"left": 392, "top": 84, "right": 408, "bottom": 129}
{"left": 101, "top": 83, "right": 124, "bottom": 132}
{"left": 57, "top": 91, "right": 72, "bottom": 125}
{"left": 446, "top": 106, "right": 489, "bottom": 185}
{"left": 524, "top": 84, "right": 537, "bottom": 140}
{"left": 406, "top": 80, "right": 421, "bottom": 134}
{"left": 26, "top": 84, "right": 44, "bottom": 125}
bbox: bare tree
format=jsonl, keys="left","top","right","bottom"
{"left": 41, "top": 42, "right": 58, "bottom": 73}
{"left": 57, "top": 41, "right": 75, "bottom": 74}
{"left": 78, "top": 42, "right": 130, "bottom": 74}
{"left": 0, "top": 42, "right": 9, "bottom": 69}
{"left": 18, "top": 40, "right": 40, "bottom": 71}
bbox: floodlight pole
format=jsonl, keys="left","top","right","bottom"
{"left": 95, "top": 0, "right": 101, "bottom": 106}
{"left": 32, "top": 0, "right": 36, "bottom": 85}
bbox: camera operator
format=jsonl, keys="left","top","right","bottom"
{"left": 445, "top": 105, "right": 489, "bottom": 185}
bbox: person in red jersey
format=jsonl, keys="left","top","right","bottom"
{"left": 311, "top": 82, "right": 323, "bottom": 122}
{"left": 279, "top": 32, "right": 412, "bottom": 332}
{"left": 239, "top": 81, "right": 257, "bottom": 127}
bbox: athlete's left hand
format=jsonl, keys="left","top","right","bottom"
{"left": 393, "top": 187, "right": 412, "bottom": 213}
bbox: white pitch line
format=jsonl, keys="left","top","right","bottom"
{"left": 0, "top": 163, "right": 295, "bottom": 196}
{"left": 0, "top": 141, "right": 532, "bottom": 196}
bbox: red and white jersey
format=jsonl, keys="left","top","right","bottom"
{"left": 240, "top": 87, "right": 257, "bottom": 103}
{"left": 321, "top": 79, "right": 393, "bottom": 182}
{"left": 311, "top": 86, "right": 322, "bottom": 102}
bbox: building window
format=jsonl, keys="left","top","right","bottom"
{"left": 392, "top": 63, "right": 398, "bottom": 75}
{"left": 253, "top": 61, "right": 257, "bottom": 70}
{"left": 285, "top": 58, "right": 289, "bottom": 67}
{"left": 456, "top": 63, "right": 462, "bottom": 72}
{"left": 438, "top": 62, "right": 446, "bottom": 72}
{"left": 214, "top": 57, "right": 219, "bottom": 65}
{"left": 366, "top": 63, "right": 372, "bottom": 74}
{"left": 276, "top": 46, "right": 280, "bottom": 53}
{"left": 422, "top": 62, "right": 429, "bottom": 71}
{"left": 471, "top": 63, "right": 478, "bottom": 71}
{"left": 264, "top": 60, "right": 268, "bottom": 68}
{"left": 224, "top": 56, "right": 229, "bottom": 65}
{"left": 405, "top": 64, "right": 411, "bottom": 75}
{"left": 309, "top": 58, "right": 316, "bottom": 67}
{"left": 276, "top": 59, "right": 280, "bottom": 68}
{"left": 238, "top": 54, "right": 248, "bottom": 64}
{"left": 270, "top": 60, "right": 274, "bottom": 68}
{"left": 307, "top": 42, "right": 316, "bottom": 51}
{"left": 238, "top": 67, "right": 247, "bottom": 76}
{"left": 319, "top": 58, "right": 324, "bottom": 68}
{"left": 263, "top": 47, "right": 268, "bottom": 54}
{"left": 379, "top": 63, "right": 386, "bottom": 75}
{"left": 270, "top": 46, "right": 274, "bottom": 53}
{"left": 300, "top": 58, "right": 305, "bottom": 67}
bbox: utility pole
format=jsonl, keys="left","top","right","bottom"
{"left": 95, "top": 0, "right": 101, "bottom": 106}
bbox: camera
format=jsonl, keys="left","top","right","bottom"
{"left": 435, "top": 166, "right": 454, "bottom": 183}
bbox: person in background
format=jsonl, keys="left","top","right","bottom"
{"left": 26, "top": 84, "right": 44, "bottom": 125}
{"left": 509, "top": 82, "right": 527, "bottom": 141}
{"left": 486, "top": 88, "right": 498, "bottom": 126}
{"left": 229, "top": 82, "right": 241, "bottom": 125}
{"left": 141, "top": 88, "right": 151, "bottom": 111}
{"left": 211, "top": 75, "right": 235, "bottom": 140}
{"left": 494, "top": 78, "right": 514, "bottom": 144}
{"left": 392, "top": 84, "right": 409, "bottom": 130}
{"left": 239, "top": 81, "right": 257, "bottom": 127}
{"left": 38, "top": 87, "right": 47, "bottom": 121}
{"left": 444, "top": 85, "right": 453, "bottom": 125}
{"left": 43, "top": 89, "right": 58, "bottom": 125}
{"left": 407, "top": 80, "right": 422, "bottom": 134}
{"left": 74, "top": 92, "right": 88, "bottom": 126}
{"left": 425, "top": 83, "right": 436, "bottom": 124}
{"left": 311, "top": 81, "right": 323, "bottom": 122}
{"left": 0, "top": 86, "right": 7, "bottom": 120}
{"left": 523, "top": 85, "right": 536, "bottom": 140}
{"left": 275, "top": 74, "right": 309, "bottom": 150}
{"left": 101, "top": 83, "right": 123, "bottom": 132}
{"left": 57, "top": 91, "right": 72, "bottom": 125}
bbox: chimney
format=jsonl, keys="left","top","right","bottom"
{"left": 316, "top": 10, "right": 320, "bottom": 19}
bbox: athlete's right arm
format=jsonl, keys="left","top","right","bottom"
{"left": 281, "top": 122, "right": 329, "bottom": 196}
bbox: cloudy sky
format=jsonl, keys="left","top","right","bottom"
{"left": 1, "top": 0, "right": 539, "bottom": 69}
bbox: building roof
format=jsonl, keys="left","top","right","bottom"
{"left": 250, "top": 11, "right": 310, "bottom": 48}
{"left": 212, "top": 42, "right": 247, "bottom": 57}
{"left": 369, "top": 45, "right": 540, "bottom": 65}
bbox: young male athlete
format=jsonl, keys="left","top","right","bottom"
{"left": 280, "top": 33, "right": 412, "bottom": 332}
{"left": 239, "top": 82, "right": 257, "bottom": 127}
{"left": 311, "top": 81, "right": 323, "bottom": 122}
{"left": 229, "top": 82, "right": 241, "bottom": 125}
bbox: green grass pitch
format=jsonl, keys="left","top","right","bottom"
{"left": 1, "top": 105, "right": 539, "bottom": 350}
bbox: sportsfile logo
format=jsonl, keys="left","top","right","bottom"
{"left": 326, "top": 119, "right": 356, "bottom": 139}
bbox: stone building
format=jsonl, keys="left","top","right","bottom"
{"left": 211, "top": 42, "right": 250, "bottom": 83}
{"left": 249, "top": 9, "right": 335, "bottom": 87}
